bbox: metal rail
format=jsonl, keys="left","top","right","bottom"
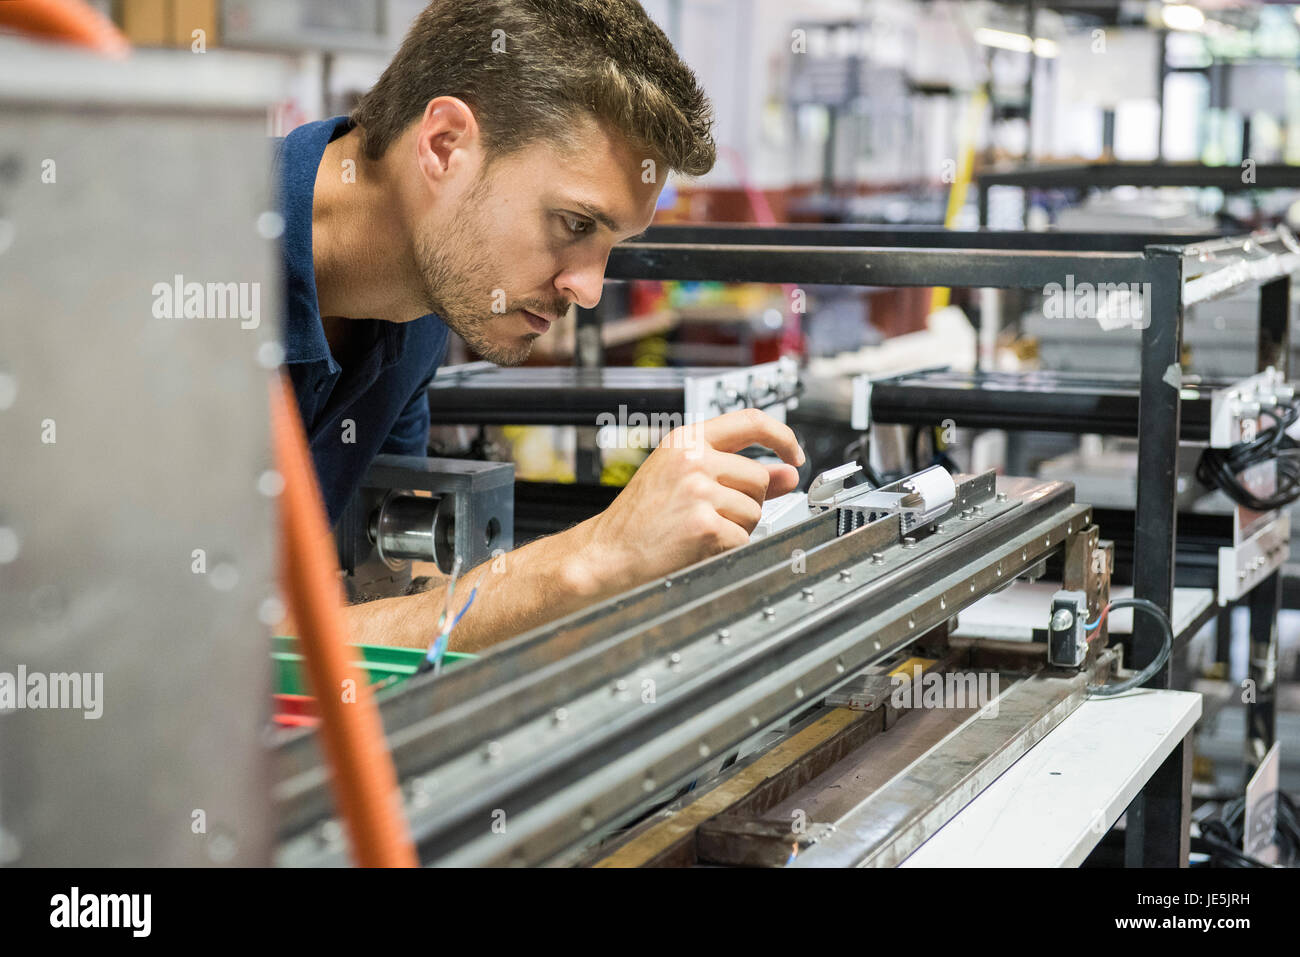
{"left": 276, "top": 473, "right": 1093, "bottom": 866}
{"left": 596, "top": 222, "right": 1295, "bottom": 863}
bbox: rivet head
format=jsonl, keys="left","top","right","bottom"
{"left": 871, "top": 553, "right": 885, "bottom": 564}
{"left": 762, "top": 606, "right": 775, "bottom": 619}
{"left": 996, "top": 491, "right": 1008, "bottom": 502}
{"left": 839, "top": 569, "right": 852, "bottom": 581}
{"left": 801, "top": 587, "right": 815, "bottom": 601}
{"left": 902, "top": 537, "right": 917, "bottom": 549}
{"left": 613, "top": 679, "right": 628, "bottom": 695}
{"left": 669, "top": 652, "right": 682, "bottom": 668}
{"left": 717, "top": 629, "right": 731, "bottom": 643}
{"left": 553, "top": 708, "right": 568, "bottom": 725}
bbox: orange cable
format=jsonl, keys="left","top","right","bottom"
{"left": 0, "top": 0, "right": 130, "bottom": 57}
{"left": 271, "top": 375, "right": 417, "bottom": 867}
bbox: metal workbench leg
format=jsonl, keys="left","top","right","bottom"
{"left": 1257, "top": 276, "right": 1291, "bottom": 376}
{"left": 575, "top": 304, "right": 603, "bottom": 484}
{"left": 1243, "top": 278, "right": 1288, "bottom": 782}
{"left": 1214, "top": 602, "right": 1234, "bottom": 675}
{"left": 1124, "top": 732, "right": 1192, "bottom": 867}
{"left": 1246, "top": 569, "right": 1280, "bottom": 784}
{"left": 1131, "top": 248, "right": 1184, "bottom": 682}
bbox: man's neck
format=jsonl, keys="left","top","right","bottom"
{"left": 311, "top": 127, "right": 427, "bottom": 326}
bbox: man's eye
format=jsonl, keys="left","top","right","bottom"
{"left": 563, "top": 215, "right": 593, "bottom": 236}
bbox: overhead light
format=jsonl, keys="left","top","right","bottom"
{"left": 1161, "top": 4, "right": 1206, "bottom": 32}
{"left": 974, "top": 27, "right": 1059, "bottom": 58}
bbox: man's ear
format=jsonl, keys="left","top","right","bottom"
{"left": 413, "top": 96, "right": 480, "bottom": 186}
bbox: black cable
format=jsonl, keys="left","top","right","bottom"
{"left": 1197, "top": 402, "right": 1300, "bottom": 511}
{"left": 1087, "top": 597, "right": 1174, "bottom": 696}
{"left": 1191, "top": 833, "right": 1273, "bottom": 868}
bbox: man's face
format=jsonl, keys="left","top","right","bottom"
{"left": 414, "top": 121, "right": 663, "bottom": 366}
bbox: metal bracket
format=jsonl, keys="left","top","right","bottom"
{"left": 1209, "top": 367, "right": 1293, "bottom": 448}
{"left": 1219, "top": 510, "right": 1290, "bottom": 605}
{"left": 682, "top": 357, "right": 800, "bottom": 424}
{"left": 809, "top": 463, "right": 956, "bottom": 535}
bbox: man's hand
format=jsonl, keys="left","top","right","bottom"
{"left": 575, "top": 408, "right": 804, "bottom": 595}
{"left": 340, "top": 408, "right": 804, "bottom": 654}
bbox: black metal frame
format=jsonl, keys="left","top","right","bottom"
{"left": 975, "top": 162, "right": 1300, "bottom": 228}
{"left": 602, "top": 222, "right": 1297, "bottom": 866}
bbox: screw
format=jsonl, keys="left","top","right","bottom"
{"left": 612, "top": 679, "right": 628, "bottom": 695}
{"left": 553, "top": 708, "right": 568, "bottom": 725}
{"left": 717, "top": 629, "right": 731, "bottom": 643}
{"left": 996, "top": 491, "right": 1008, "bottom": 503}
{"left": 669, "top": 652, "right": 682, "bottom": 669}
{"left": 902, "top": 537, "right": 917, "bottom": 549}
{"left": 934, "top": 522, "right": 945, "bottom": 533}
{"left": 839, "top": 569, "right": 851, "bottom": 581}
{"left": 871, "top": 553, "right": 885, "bottom": 564}
{"left": 762, "top": 607, "right": 775, "bottom": 619}
{"left": 801, "top": 587, "right": 815, "bottom": 601}
{"left": 484, "top": 741, "right": 503, "bottom": 762}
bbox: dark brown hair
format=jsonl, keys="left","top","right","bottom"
{"left": 352, "top": 0, "right": 716, "bottom": 176}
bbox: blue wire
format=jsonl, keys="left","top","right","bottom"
{"left": 451, "top": 587, "right": 477, "bottom": 627}
{"left": 424, "top": 588, "right": 479, "bottom": 667}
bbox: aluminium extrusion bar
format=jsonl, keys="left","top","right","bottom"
{"left": 276, "top": 474, "right": 1093, "bottom": 866}
{"left": 1180, "top": 229, "right": 1300, "bottom": 306}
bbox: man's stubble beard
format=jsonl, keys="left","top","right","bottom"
{"left": 414, "top": 185, "right": 536, "bottom": 367}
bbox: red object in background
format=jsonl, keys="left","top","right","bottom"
{"left": 273, "top": 693, "right": 319, "bottom": 729}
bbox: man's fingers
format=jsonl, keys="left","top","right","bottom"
{"left": 709, "top": 483, "right": 765, "bottom": 533}
{"left": 763, "top": 463, "right": 800, "bottom": 500}
{"left": 693, "top": 409, "right": 804, "bottom": 466}
{"left": 713, "top": 452, "right": 772, "bottom": 504}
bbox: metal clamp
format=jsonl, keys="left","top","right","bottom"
{"left": 809, "top": 463, "right": 956, "bottom": 535}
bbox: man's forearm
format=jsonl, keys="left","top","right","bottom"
{"left": 344, "top": 516, "right": 613, "bottom": 653}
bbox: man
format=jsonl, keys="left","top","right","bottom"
{"left": 277, "top": 0, "right": 804, "bottom": 652}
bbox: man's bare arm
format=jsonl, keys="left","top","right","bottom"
{"left": 342, "top": 515, "right": 607, "bottom": 652}
{"left": 316, "top": 408, "right": 805, "bottom": 653}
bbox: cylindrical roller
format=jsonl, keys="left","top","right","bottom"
{"left": 370, "top": 493, "right": 450, "bottom": 569}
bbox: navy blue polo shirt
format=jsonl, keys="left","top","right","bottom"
{"left": 274, "top": 116, "right": 449, "bottom": 526}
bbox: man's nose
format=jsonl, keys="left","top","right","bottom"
{"left": 555, "top": 252, "right": 607, "bottom": 310}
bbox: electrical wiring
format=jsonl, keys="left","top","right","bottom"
{"left": 1193, "top": 791, "right": 1300, "bottom": 868}
{"left": 1085, "top": 597, "right": 1174, "bottom": 697}
{"left": 1196, "top": 401, "right": 1300, "bottom": 511}
{"left": 416, "top": 560, "right": 484, "bottom": 677}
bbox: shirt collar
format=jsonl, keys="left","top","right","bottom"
{"left": 278, "top": 115, "right": 354, "bottom": 369}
